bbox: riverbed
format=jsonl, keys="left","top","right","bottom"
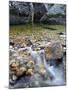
{"left": 9, "top": 24, "right": 66, "bottom": 88}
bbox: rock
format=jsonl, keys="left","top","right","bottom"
{"left": 27, "top": 60, "right": 35, "bottom": 69}
{"left": 9, "top": 1, "right": 47, "bottom": 24}
{"left": 26, "top": 69, "right": 34, "bottom": 75}
{"left": 40, "top": 4, "right": 66, "bottom": 24}
{"left": 9, "top": 1, "right": 30, "bottom": 24}
{"left": 33, "top": 3, "right": 47, "bottom": 22}
{"left": 9, "top": 45, "right": 13, "bottom": 49}
{"left": 48, "top": 17, "right": 66, "bottom": 24}
{"left": 28, "top": 60, "right": 35, "bottom": 65}
{"left": 10, "top": 59, "right": 19, "bottom": 67}
{"left": 9, "top": 59, "right": 19, "bottom": 67}
{"left": 9, "top": 40, "right": 15, "bottom": 46}
{"left": 14, "top": 46, "right": 18, "bottom": 50}
{"left": 16, "top": 56, "right": 23, "bottom": 61}
{"left": 11, "top": 62, "right": 19, "bottom": 68}
{"left": 39, "top": 68, "right": 46, "bottom": 75}
{"left": 10, "top": 15, "right": 29, "bottom": 25}
{"left": 34, "top": 81, "right": 40, "bottom": 86}
{"left": 9, "top": 49, "right": 15, "bottom": 57}
{"left": 9, "top": 59, "right": 20, "bottom": 74}
{"left": 16, "top": 67, "right": 27, "bottom": 77}
{"left": 60, "top": 34, "right": 66, "bottom": 38}
{"left": 40, "top": 14, "right": 48, "bottom": 22}
{"left": 62, "top": 44, "right": 66, "bottom": 56}
{"left": 57, "top": 32, "right": 66, "bottom": 35}
{"left": 45, "top": 42, "right": 63, "bottom": 60}
{"left": 24, "top": 37, "right": 33, "bottom": 46}
{"left": 33, "top": 73, "right": 43, "bottom": 86}
{"left": 9, "top": 78, "right": 16, "bottom": 85}
{"left": 38, "top": 41, "right": 47, "bottom": 49}
{"left": 47, "top": 4, "right": 65, "bottom": 15}
{"left": 12, "top": 52, "right": 19, "bottom": 58}
{"left": 12, "top": 75, "right": 17, "bottom": 81}
{"left": 9, "top": 1, "right": 66, "bottom": 24}
{"left": 20, "top": 59, "right": 28, "bottom": 65}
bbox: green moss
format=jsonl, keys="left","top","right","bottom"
{"left": 9, "top": 23, "right": 66, "bottom": 45}
{"left": 48, "top": 13, "right": 66, "bottom": 18}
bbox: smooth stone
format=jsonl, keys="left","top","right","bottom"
{"left": 45, "top": 42, "right": 63, "bottom": 60}
{"left": 39, "top": 68, "right": 46, "bottom": 75}
{"left": 10, "top": 45, "right": 13, "bottom": 49}
{"left": 10, "top": 60, "right": 19, "bottom": 68}
{"left": 12, "top": 75, "right": 17, "bottom": 81}
{"left": 27, "top": 60, "right": 35, "bottom": 69}
{"left": 16, "top": 67, "right": 27, "bottom": 77}
{"left": 26, "top": 69, "right": 34, "bottom": 75}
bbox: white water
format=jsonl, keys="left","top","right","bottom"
{"left": 25, "top": 47, "right": 55, "bottom": 78}
{"left": 26, "top": 47, "right": 44, "bottom": 66}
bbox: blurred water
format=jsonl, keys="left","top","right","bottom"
{"left": 26, "top": 46, "right": 66, "bottom": 85}
{"left": 10, "top": 46, "right": 66, "bottom": 88}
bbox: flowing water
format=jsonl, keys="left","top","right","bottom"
{"left": 10, "top": 24, "right": 66, "bottom": 88}
{"left": 11, "top": 46, "right": 66, "bottom": 88}
{"left": 26, "top": 46, "right": 66, "bottom": 86}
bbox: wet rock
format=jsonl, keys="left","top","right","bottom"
{"left": 16, "top": 67, "right": 27, "bottom": 77}
{"left": 37, "top": 41, "right": 46, "bottom": 49}
{"left": 9, "top": 40, "right": 15, "bottom": 46}
{"left": 26, "top": 69, "right": 34, "bottom": 75}
{"left": 57, "top": 32, "right": 66, "bottom": 35}
{"left": 39, "top": 68, "right": 46, "bottom": 76}
{"left": 12, "top": 75, "right": 18, "bottom": 81}
{"left": 12, "top": 52, "right": 19, "bottom": 58}
{"left": 27, "top": 60, "right": 35, "bottom": 69}
{"left": 9, "top": 45, "right": 13, "bottom": 49}
{"left": 16, "top": 56, "right": 23, "bottom": 61}
{"left": 45, "top": 42, "right": 63, "bottom": 60}
{"left": 33, "top": 73, "right": 44, "bottom": 86}
{"left": 9, "top": 78, "right": 16, "bottom": 85}
{"left": 62, "top": 44, "right": 66, "bottom": 56}
{"left": 10, "top": 59, "right": 19, "bottom": 67}
{"left": 60, "top": 34, "right": 66, "bottom": 38}
{"left": 24, "top": 36, "right": 33, "bottom": 46}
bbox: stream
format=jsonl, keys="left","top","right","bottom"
{"left": 9, "top": 45, "right": 66, "bottom": 88}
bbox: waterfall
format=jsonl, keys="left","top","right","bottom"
{"left": 26, "top": 47, "right": 43, "bottom": 66}
{"left": 30, "top": 2, "right": 34, "bottom": 24}
{"left": 11, "top": 46, "right": 65, "bottom": 86}
{"left": 40, "top": 50, "right": 65, "bottom": 85}
{"left": 40, "top": 50, "right": 56, "bottom": 79}
{"left": 17, "top": 46, "right": 65, "bottom": 85}
{"left": 26, "top": 46, "right": 56, "bottom": 79}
